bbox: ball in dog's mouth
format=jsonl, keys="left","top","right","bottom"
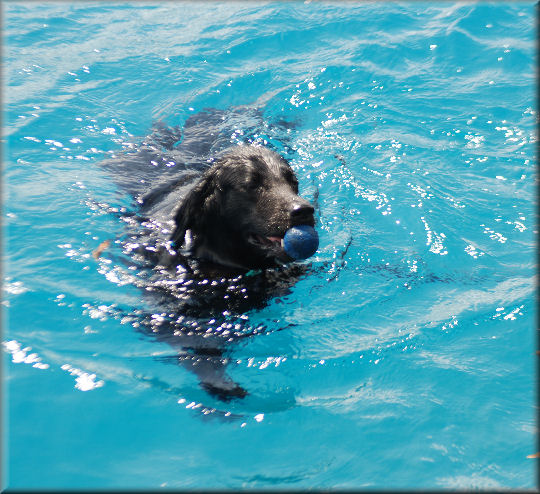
{"left": 248, "top": 226, "right": 318, "bottom": 262}
{"left": 282, "top": 225, "right": 319, "bottom": 260}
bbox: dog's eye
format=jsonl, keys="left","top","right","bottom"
{"left": 284, "top": 170, "right": 299, "bottom": 192}
{"left": 246, "top": 174, "right": 263, "bottom": 192}
{"left": 247, "top": 181, "right": 261, "bottom": 192}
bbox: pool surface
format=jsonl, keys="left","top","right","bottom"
{"left": 2, "top": 1, "right": 537, "bottom": 489}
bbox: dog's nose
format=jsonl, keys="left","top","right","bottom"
{"left": 290, "top": 203, "right": 315, "bottom": 225}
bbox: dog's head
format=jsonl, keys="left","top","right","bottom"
{"left": 170, "top": 145, "right": 315, "bottom": 270}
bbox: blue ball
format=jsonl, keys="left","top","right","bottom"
{"left": 283, "top": 225, "right": 319, "bottom": 260}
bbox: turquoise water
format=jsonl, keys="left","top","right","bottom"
{"left": 2, "top": 1, "right": 537, "bottom": 489}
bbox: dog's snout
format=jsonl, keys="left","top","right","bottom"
{"left": 290, "top": 202, "right": 315, "bottom": 225}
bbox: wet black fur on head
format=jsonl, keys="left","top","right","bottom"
{"left": 170, "top": 145, "right": 315, "bottom": 270}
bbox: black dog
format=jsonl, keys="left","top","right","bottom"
{"left": 170, "top": 145, "right": 315, "bottom": 270}
{"left": 99, "top": 108, "right": 317, "bottom": 402}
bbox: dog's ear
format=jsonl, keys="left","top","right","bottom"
{"left": 170, "top": 169, "right": 218, "bottom": 248}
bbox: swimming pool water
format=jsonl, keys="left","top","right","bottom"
{"left": 2, "top": 1, "right": 537, "bottom": 489}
